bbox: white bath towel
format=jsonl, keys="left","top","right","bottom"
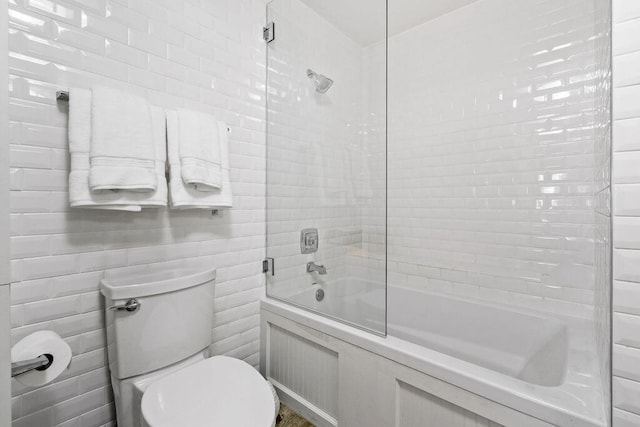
{"left": 68, "top": 88, "right": 166, "bottom": 211}
{"left": 176, "top": 108, "right": 222, "bottom": 191}
{"left": 167, "top": 110, "right": 233, "bottom": 209}
{"left": 89, "top": 86, "right": 157, "bottom": 192}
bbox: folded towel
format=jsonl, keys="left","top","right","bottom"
{"left": 89, "top": 86, "right": 157, "bottom": 192}
{"left": 167, "top": 110, "right": 233, "bottom": 209}
{"left": 213, "top": 120, "right": 233, "bottom": 207}
{"left": 146, "top": 105, "right": 168, "bottom": 205}
{"left": 68, "top": 88, "right": 166, "bottom": 211}
{"left": 176, "top": 108, "right": 222, "bottom": 191}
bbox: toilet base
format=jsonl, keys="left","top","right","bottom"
{"left": 111, "top": 351, "right": 208, "bottom": 427}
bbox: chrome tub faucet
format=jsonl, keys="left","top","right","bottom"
{"left": 306, "top": 262, "right": 327, "bottom": 275}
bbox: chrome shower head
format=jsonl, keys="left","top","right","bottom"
{"left": 307, "top": 68, "right": 334, "bottom": 94}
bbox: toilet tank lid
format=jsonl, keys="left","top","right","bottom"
{"left": 100, "top": 266, "right": 216, "bottom": 300}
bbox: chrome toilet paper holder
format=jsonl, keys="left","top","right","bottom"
{"left": 11, "top": 354, "right": 54, "bottom": 377}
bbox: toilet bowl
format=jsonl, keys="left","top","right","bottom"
{"left": 100, "top": 263, "right": 278, "bottom": 427}
{"left": 142, "top": 356, "right": 275, "bottom": 427}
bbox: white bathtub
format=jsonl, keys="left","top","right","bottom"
{"left": 262, "top": 279, "right": 606, "bottom": 427}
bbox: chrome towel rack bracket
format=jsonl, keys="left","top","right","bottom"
{"left": 56, "top": 90, "right": 70, "bottom": 101}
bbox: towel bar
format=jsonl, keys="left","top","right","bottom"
{"left": 57, "top": 90, "right": 228, "bottom": 216}
{"left": 55, "top": 91, "right": 231, "bottom": 132}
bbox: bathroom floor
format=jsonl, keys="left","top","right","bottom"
{"left": 276, "top": 404, "right": 315, "bottom": 427}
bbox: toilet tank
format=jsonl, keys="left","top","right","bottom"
{"left": 100, "top": 264, "right": 216, "bottom": 379}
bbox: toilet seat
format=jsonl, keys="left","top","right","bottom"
{"left": 141, "top": 356, "right": 276, "bottom": 427}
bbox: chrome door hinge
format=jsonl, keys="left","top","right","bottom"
{"left": 263, "top": 22, "right": 275, "bottom": 43}
{"left": 263, "top": 258, "right": 274, "bottom": 275}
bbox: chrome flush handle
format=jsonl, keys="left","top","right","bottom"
{"left": 108, "top": 298, "right": 140, "bottom": 312}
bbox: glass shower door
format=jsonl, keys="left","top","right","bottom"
{"left": 265, "top": 0, "right": 387, "bottom": 334}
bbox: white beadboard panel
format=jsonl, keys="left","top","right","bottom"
{"left": 613, "top": 0, "right": 640, "bottom": 421}
{"left": 8, "top": 0, "right": 268, "bottom": 425}
{"left": 267, "top": 324, "right": 339, "bottom": 418}
{"left": 397, "top": 380, "right": 503, "bottom": 427}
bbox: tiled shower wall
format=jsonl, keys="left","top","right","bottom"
{"left": 612, "top": 1, "right": 640, "bottom": 425}
{"left": 7, "top": 0, "right": 266, "bottom": 425}
{"left": 365, "top": 0, "right": 604, "bottom": 315}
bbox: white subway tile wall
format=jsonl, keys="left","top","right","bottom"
{"left": 613, "top": 0, "right": 640, "bottom": 424}
{"left": 8, "top": 0, "right": 267, "bottom": 425}
{"left": 5, "top": 0, "right": 626, "bottom": 425}
{"left": 365, "top": 3, "right": 612, "bottom": 417}
{"left": 368, "top": 0, "right": 606, "bottom": 316}
{"left": 363, "top": 1, "right": 612, "bottom": 418}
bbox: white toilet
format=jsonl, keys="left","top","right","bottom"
{"left": 100, "top": 265, "right": 277, "bottom": 427}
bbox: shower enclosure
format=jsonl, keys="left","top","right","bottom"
{"left": 265, "top": 0, "right": 388, "bottom": 334}
{"left": 265, "top": 0, "right": 611, "bottom": 424}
